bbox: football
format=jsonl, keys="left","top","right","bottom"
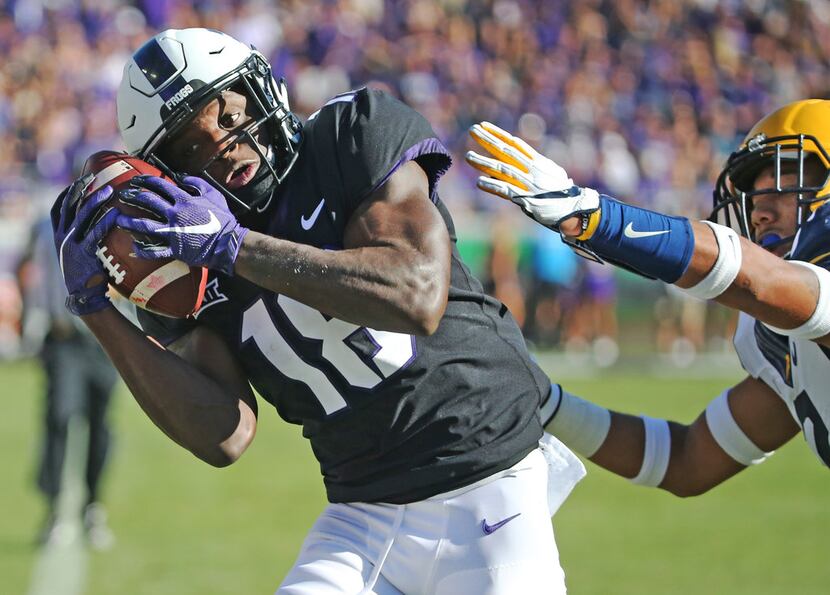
{"left": 81, "top": 150, "right": 208, "bottom": 318}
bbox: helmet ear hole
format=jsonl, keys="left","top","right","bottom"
{"left": 803, "top": 154, "right": 829, "bottom": 189}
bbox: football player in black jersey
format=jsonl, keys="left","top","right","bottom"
{"left": 467, "top": 100, "right": 830, "bottom": 493}
{"left": 50, "top": 28, "right": 585, "bottom": 593}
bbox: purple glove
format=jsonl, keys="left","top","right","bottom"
{"left": 116, "top": 175, "right": 249, "bottom": 276}
{"left": 50, "top": 174, "right": 120, "bottom": 316}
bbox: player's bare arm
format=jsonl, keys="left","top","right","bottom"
{"left": 467, "top": 112, "right": 830, "bottom": 347}
{"left": 234, "top": 160, "right": 451, "bottom": 335}
{"left": 559, "top": 217, "right": 822, "bottom": 342}
{"left": 594, "top": 376, "right": 800, "bottom": 495}
{"left": 51, "top": 153, "right": 257, "bottom": 469}
{"left": 676, "top": 223, "right": 822, "bottom": 339}
{"left": 542, "top": 376, "right": 799, "bottom": 496}
{"left": 82, "top": 307, "right": 257, "bottom": 467}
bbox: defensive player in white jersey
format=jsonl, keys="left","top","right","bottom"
{"left": 466, "top": 99, "right": 830, "bottom": 492}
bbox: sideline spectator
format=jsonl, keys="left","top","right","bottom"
{"left": 17, "top": 216, "right": 118, "bottom": 550}
{"left": 524, "top": 227, "right": 581, "bottom": 349}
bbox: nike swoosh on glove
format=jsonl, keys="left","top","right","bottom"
{"left": 50, "top": 174, "right": 120, "bottom": 316}
{"left": 465, "top": 121, "right": 600, "bottom": 230}
{"left": 115, "top": 175, "right": 249, "bottom": 276}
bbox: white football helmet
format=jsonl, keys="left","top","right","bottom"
{"left": 117, "top": 28, "right": 302, "bottom": 213}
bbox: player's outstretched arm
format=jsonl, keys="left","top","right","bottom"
{"left": 543, "top": 377, "right": 798, "bottom": 495}
{"left": 675, "top": 223, "right": 822, "bottom": 338}
{"left": 466, "top": 122, "right": 830, "bottom": 347}
{"left": 51, "top": 179, "right": 256, "bottom": 467}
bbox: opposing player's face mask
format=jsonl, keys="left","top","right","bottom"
{"left": 713, "top": 141, "right": 830, "bottom": 255}
{"left": 746, "top": 162, "right": 824, "bottom": 256}
{"left": 711, "top": 100, "right": 830, "bottom": 254}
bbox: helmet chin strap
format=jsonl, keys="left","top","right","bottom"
{"left": 759, "top": 233, "right": 783, "bottom": 248}
{"left": 758, "top": 232, "right": 795, "bottom": 254}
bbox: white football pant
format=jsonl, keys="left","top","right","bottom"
{"left": 277, "top": 434, "right": 584, "bottom": 594}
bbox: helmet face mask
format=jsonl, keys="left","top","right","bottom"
{"left": 118, "top": 29, "right": 302, "bottom": 214}
{"left": 712, "top": 135, "right": 830, "bottom": 250}
{"left": 711, "top": 100, "right": 830, "bottom": 252}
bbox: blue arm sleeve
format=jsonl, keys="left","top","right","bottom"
{"left": 585, "top": 196, "right": 695, "bottom": 284}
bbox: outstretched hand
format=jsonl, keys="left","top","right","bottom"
{"left": 465, "top": 122, "right": 599, "bottom": 235}
{"left": 50, "top": 174, "right": 120, "bottom": 316}
{"left": 115, "top": 175, "right": 249, "bottom": 276}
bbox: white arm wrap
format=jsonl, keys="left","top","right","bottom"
{"left": 683, "top": 221, "right": 743, "bottom": 300}
{"left": 705, "top": 389, "right": 773, "bottom": 466}
{"left": 543, "top": 384, "right": 611, "bottom": 457}
{"left": 764, "top": 260, "right": 830, "bottom": 340}
{"left": 630, "top": 416, "right": 671, "bottom": 487}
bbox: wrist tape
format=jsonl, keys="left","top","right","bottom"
{"left": 630, "top": 416, "right": 671, "bottom": 487}
{"left": 705, "top": 389, "right": 773, "bottom": 466}
{"left": 764, "top": 261, "right": 830, "bottom": 340}
{"left": 542, "top": 384, "right": 611, "bottom": 457}
{"left": 683, "top": 221, "right": 743, "bottom": 300}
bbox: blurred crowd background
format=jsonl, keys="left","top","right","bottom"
{"left": 3, "top": 0, "right": 830, "bottom": 365}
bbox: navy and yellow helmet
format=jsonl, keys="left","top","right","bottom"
{"left": 712, "top": 99, "right": 830, "bottom": 250}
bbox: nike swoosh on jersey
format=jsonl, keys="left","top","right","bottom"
{"left": 623, "top": 222, "right": 671, "bottom": 239}
{"left": 156, "top": 211, "right": 221, "bottom": 234}
{"left": 301, "top": 198, "right": 326, "bottom": 230}
{"left": 482, "top": 512, "right": 521, "bottom": 535}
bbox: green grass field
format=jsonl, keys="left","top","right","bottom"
{"left": 2, "top": 358, "right": 828, "bottom": 594}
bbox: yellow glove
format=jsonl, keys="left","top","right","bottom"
{"left": 466, "top": 122, "right": 600, "bottom": 237}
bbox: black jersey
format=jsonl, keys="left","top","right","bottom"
{"left": 138, "top": 88, "right": 550, "bottom": 503}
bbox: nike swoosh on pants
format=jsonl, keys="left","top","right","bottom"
{"left": 482, "top": 512, "right": 522, "bottom": 535}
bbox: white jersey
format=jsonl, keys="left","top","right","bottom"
{"left": 734, "top": 311, "right": 830, "bottom": 467}
{"left": 788, "top": 337, "right": 830, "bottom": 466}
{"left": 733, "top": 312, "right": 792, "bottom": 400}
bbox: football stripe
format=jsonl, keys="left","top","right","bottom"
{"left": 128, "top": 260, "right": 190, "bottom": 307}
{"left": 88, "top": 160, "right": 134, "bottom": 193}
